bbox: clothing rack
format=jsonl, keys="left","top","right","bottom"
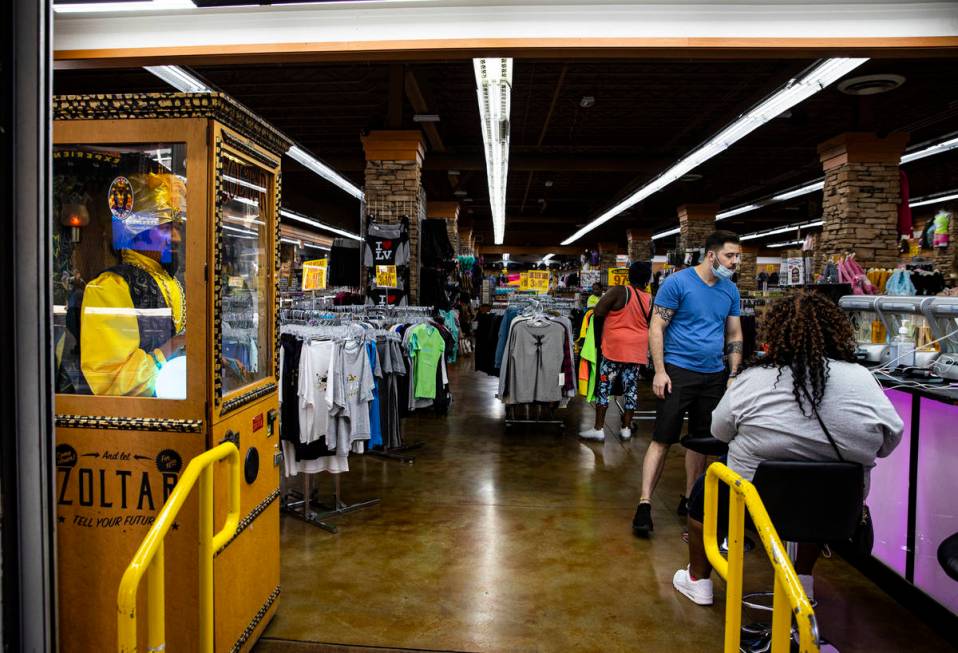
{"left": 281, "top": 472, "right": 381, "bottom": 534}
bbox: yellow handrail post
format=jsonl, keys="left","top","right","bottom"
{"left": 771, "top": 574, "right": 792, "bottom": 652}
{"left": 702, "top": 463, "right": 821, "bottom": 653}
{"left": 147, "top": 542, "right": 165, "bottom": 652}
{"left": 117, "top": 442, "right": 241, "bottom": 653}
{"left": 198, "top": 465, "right": 214, "bottom": 653}
{"left": 724, "top": 488, "right": 746, "bottom": 653}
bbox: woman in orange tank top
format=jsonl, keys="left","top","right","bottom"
{"left": 579, "top": 262, "right": 653, "bottom": 442}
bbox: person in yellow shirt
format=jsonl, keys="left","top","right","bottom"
{"left": 586, "top": 282, "right": 604, "bottom": 308}
{"left": 80, "top": 173, "right": 186, "bottom": 396}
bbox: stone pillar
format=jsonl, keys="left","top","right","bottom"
{"left": 597, "top": 241, "right": 622, "bottom": 285}
{"left": 677, "top": 204, "right": 718, "bottom": 258}
{"left": 459, "top": 227, "right": 474, "bottom": 255}
{"left": 362, "top": 131, "right": 426, "bottom": 303}
{"left": 815, "top": 132, "right": 909, "bottom": 273}
{"left": 427, "top": 201, "right": 460, "bottom": 255}
{"left": 738, "top": 244, "right": 758, "bottom": 291}
{"left": 626, "top": 228, "right": 654, "bottom": 262}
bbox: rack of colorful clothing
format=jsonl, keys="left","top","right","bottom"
{"left": 880, "top": 260, "right": 947, "bottom": 296}
{"left": 496, "top": 297, "right": 577, "bottom": 429}
{"left": 278, "top": 319, "right": 383, "bottom": 532}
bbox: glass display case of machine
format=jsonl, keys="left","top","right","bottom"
{"left": 53, "top": 93, "right": 289, "bottom": 653}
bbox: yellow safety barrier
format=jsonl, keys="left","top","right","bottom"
{"left": 703, "top": 462, "right": 820, "bottom": 653}
{"left": 117, "top": 442, "right": 241, "bottom": 653}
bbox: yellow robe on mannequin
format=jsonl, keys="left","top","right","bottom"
{"left": 80, "top": 249, "right": 185, "bottom": 396}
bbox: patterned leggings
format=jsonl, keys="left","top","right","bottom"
{"left": 595, "top": 358, "right": 641, "bottom": 411}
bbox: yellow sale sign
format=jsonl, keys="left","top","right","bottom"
{"left": 608, "top": 267, "right": 629, "bottom": 286}
{"left": 528, "top": 270, "right": 550, "bottom": 294}
{"left": 302, "top": 258, "right": 327, "bottom": 290}
{"left": 375, "top": 264, "right": 399, "bottom": 288}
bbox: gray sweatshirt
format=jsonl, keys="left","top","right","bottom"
{"left": 711, "top": 360, "right": 903, "bottom": 494}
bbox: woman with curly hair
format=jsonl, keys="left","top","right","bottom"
{"left": 672, "top": 290, "right": 903, "bottom": 607}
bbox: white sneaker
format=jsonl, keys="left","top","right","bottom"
{"left": 579, "top": 428, "right": 605, "bottom": 441}
{"left": 620, "top": 427, "right": 632, "bottom": 440}
{"left": 799, "top": 574, "right": 814, "bottom": 600}
{"left": 673, "top": 566, "right": 714, "bottom": 606}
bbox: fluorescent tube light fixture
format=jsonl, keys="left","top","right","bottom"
{"left": 768, "top": 239, "right": 805, "bottom": 249}
{"left": 772, "top": 180, "right": 825, "bottom": 202}
{"left": 144, "top": 65, "right": 212, "bottom": 94}
{"left": 279, "top": 208, "right": 362, "bottom": 241}
{"left": 304, "top": 242, "right": 331, "bottom": 251}
{"left": 652, "top": 227, "right": 680, "bottom": 241}
{"left": 562, "top": 58, "right": 867, "bottom": 244}
{"left": 909, "top": 191, "right": 958, "bottom": 208}
{"left": 287, "top": 146, "right": 364, "bottom": 201}
{"left": 715, "top": 204, "right": 762, "bottom": 221}
{"left": 901, "top": 135, "right": 958, "bottom": 164}
{"left": 474, "top": 58, "right": 513, "bottom": 245}
{"left": 740, "top": 220, "right": 823, "bottom": 241}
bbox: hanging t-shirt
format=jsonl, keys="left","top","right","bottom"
{"left": 363, "top": 221, "right": 410, "bottom": 267}
{"left": 408, "top": 324, "right": 446, "bottom": 400}
{"left": 366, "top": 340, "right": 383, "bottom": 450}
{"left": 327, "top": 339, "right": 375, "bottom": 453}
{"left": 298, "top": 340, "right": 334, "bottom": 445}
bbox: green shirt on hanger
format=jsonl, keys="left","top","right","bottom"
{"left": 409, "top": 324, "right": 445, "bottom": 400}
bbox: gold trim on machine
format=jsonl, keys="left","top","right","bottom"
{"left": 274, "top": 173, "right": 282, "bottom": 382}
{"left": 221, "top": 382, "right": 277, "bottom": 416}
{"left": 215, "top": 488, "right": 281, "bottom": 557}
{"left": 230, "top": 585, "right": 281, "bottom": 653}
{"left": 55, "top": 414, "right": 204, "bottom": 433}
{"left": 222, "top": 131, "right": 278, "bottom": 169}
{"left": 53, "top": 93, "right": 292, "bottom": 156}
{"left": 213, "top": 135, "right": 225, "bottom": 407}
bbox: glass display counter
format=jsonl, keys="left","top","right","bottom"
{"left": 53, "top": 93, "right": 290, "bottom": 653}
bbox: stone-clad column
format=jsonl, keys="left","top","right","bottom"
{"left": 626, "top": 228, "right": 654, "bottom": 262}
{"left": 677, "top": 204, "right": 718, "bottom": 259}
{"left": 738, "top": 244, "right": 758, "bottom": 291}
{"left": 815, "top": 132, "right": 909, "bottom": 273}
{"left": 362, "top": 130, "right": 426, "bottom": 303}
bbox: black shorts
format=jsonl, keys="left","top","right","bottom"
{"left": 652, "top": 363, "right": 727, "bottom": 445}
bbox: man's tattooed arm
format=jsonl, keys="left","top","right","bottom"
{"left": 725, "top": 341, "right": 744, "bottom": 355}
{"left": 653, "top": 306, "right": 676, "bottom": 324}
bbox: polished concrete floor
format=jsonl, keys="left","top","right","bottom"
{"left": 256, "top": 364, "right": 955, "bottom": 653}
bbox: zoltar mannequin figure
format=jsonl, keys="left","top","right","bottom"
{"left": 80, "top": 172, "right": 187, "bottom": 396}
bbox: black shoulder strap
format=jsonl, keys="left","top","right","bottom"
{"left": 801, "top": 384, "right": 845, "bottom": 462}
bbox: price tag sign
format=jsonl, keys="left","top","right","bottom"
{"left": 518, "top": 272, "right": 530, "bottom": 292}
{"left": 302, "top": 258, "right": 327, "bottom": 291}
{"left": 528, "top": 270, "right": 550, "bottom": 294}
{"left": 608, "top": 267, "right": 629, "bottom": 286}
{"left": 375, "top": 264, "right": 398, "bottom": 288}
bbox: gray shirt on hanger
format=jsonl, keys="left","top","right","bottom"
{"left": 711, "top": 360, "right": 904, "bottom": 494}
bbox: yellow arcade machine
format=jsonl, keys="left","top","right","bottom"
{"left": 52, "top": 93, "right": 287, "bottom": 652}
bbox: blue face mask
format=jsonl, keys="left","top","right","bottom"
{"left": 712, "top": 257, "right": 735, "bottom": 280}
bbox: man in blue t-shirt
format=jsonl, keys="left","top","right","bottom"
{"left": 633, "top": 230, "right": 743, "bottom": 536}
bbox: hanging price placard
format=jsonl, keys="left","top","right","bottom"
{"left": 302, "top": 258, "right": 327, "bottom": 291}
{"left": 608, "top": 267, "right": 629, "bottom": 286}
{"left": 518, "top": 272, "right": 531, "bottom": 292}
{"left": 375, "top": 264, "right": 398, "bottom": 288}
{"left": 528, "top": 270, "right": 550, "bottom": 294}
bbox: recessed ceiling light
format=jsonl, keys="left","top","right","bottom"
{"left": 448, "top": 170, "right": 461, "bottom": 176}
{"left": 838, "top": 74, "right": 906, "bottom": 96}
{"left": 413, "top": 114, "right": 441, "bottom": 123}
{"left": 544, "top": 180, "right": 554, "bottom": 187}
{"left": 580, "top": 96, "right": 595, "bottom": 108}
{"left": 454, "top": 190, "right": 468, "bottom": 197}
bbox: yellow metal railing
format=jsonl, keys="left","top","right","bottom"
{"left": 117, "top": 442, "right": 241, "bottom": 653}
{"left": 704, "top": 462, "right": 820, "bottom": 653}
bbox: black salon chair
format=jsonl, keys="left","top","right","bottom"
{"left": 937, "top": 533, "right": 958, "bottom": 582}
{"left": 741, "top": 460, "right": 864, "bottom": 647}
{"left": 680, "top": 435, "right": 729, "bottom": 457}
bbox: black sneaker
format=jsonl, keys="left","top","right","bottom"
{"left": 677, "top": 495, "right": 689, "bottom": 516}
{"left": 632, "top": 502, "right": 654, "bottom": 536}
